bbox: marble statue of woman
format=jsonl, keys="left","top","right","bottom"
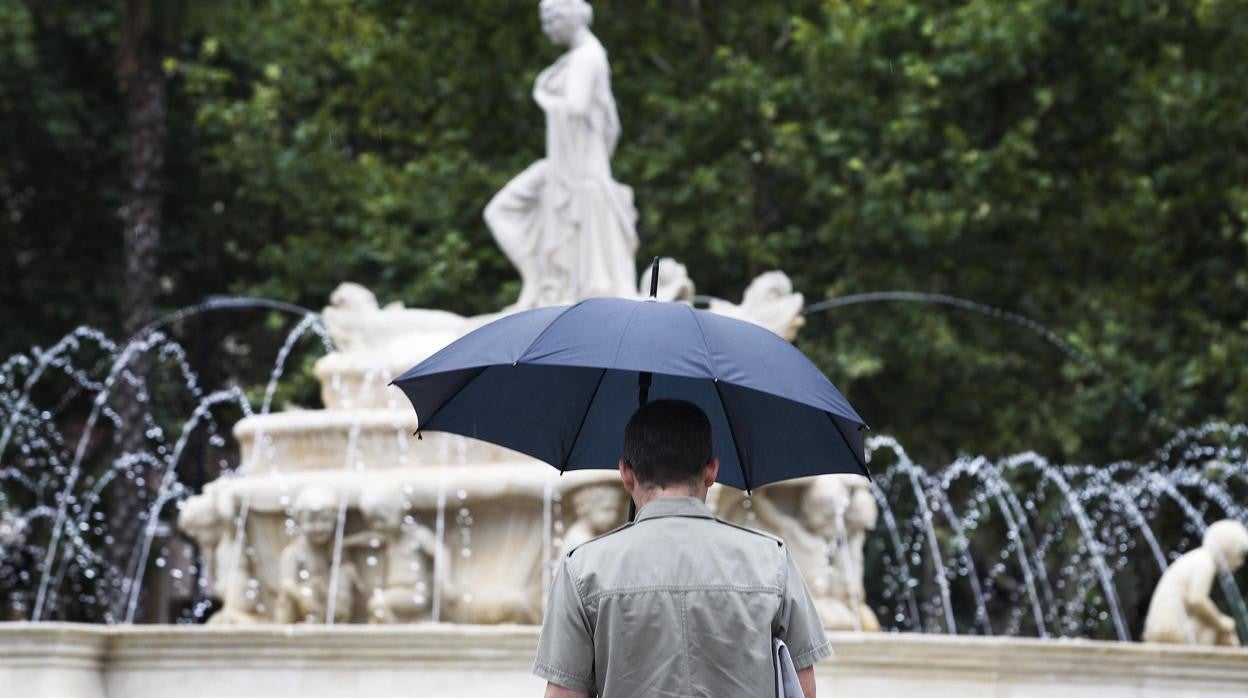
{"left": 485, "top": 0, "right": 639, "bottom": 309}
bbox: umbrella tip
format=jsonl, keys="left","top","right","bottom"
{"left": 648, "top": 257, "right": 660, "bottom": 299}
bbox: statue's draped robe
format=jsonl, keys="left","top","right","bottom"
{"left": 486, "top": 37, "right": 638, "bottom": 308}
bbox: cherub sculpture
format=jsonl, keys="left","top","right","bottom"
{"left": 274, "top": 486, "right": 358, "bottom": 624}
{"left": 1143, "top": 519, "right": 1248, "bottom": 646}
{"left": 744, "top": 476, "right": 879, "bottom": 631}
{"left": 560, "top": 482, "right": 627, "bottom": 556}
{"left": 177, "top": 485, "right": 262, "bottom": 624}
{"left": 321, "top": 282, "right": 466, "bottom": 357}
{"left": 348, "top": 484, "right": 443, "bottom": 624}
{"left": 707, "top": 271, "right": 805, "bottom": 341}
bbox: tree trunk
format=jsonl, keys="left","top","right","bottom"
{"left": 110, "top": 11, "right": 168, "bottom": 623}
{"left": 121, "top": 50, "right": 166, "bottom": 341}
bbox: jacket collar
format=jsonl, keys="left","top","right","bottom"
{"left": 634, "top": 496, "right": 714, "bottom": 522}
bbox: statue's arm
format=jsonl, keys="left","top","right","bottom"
{"left": 412, "top": 523, "right": 440, "bottom": 552}
{"left": 344, "top": 560, "right": 362, "bottom": 591}
{"left": 343, "top": 530, "right": 385, "bottom": 549}
{"left": 436, "top": 545, "right": 458, "bottom": 601}
{"left": 278, "top": 547, "right": 299, "bottom": 596}
{"left": 563, "top": 50, "right": 598, "bottom": 117}
{"left": 1183, "top": 556, "right": 1235, "bottom": 631}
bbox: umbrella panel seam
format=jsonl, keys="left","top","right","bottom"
{"left": 515, "top": 302, "right": 580, "bottom": 364}
{"left": 715, "top": 379, "right": 753, "bottom": 494}
{"left": 686, "top": 303, "right": 719, "bottom": 379}
{"left": 607, "top": 301, "right": 645, "bottom": 369}
{"left": 409, "top": 366, "right": 488, "bottom": 435}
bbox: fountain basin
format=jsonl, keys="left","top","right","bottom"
{"left": 3, "top": 623, "right": 1246, "bottom": 698}
{"left": 232, "top": 410, "right": 538, "bottom": 473}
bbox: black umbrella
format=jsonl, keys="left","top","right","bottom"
{"left": 393, "top": 261, "right": 868, "bottom": 493}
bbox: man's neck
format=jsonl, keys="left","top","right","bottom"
{"left": 631, "top": 485, "right": 706, "bottom": 512}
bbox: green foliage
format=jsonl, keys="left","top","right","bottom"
{"left": 1, "top": 2, "right": 126, "bottom": 351}
{"left": 3, "top": 0, "right": 1248, "bottom": 466}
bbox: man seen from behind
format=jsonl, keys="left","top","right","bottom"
{"left": 533, "top": 399, "right": 831, "bottom": 697}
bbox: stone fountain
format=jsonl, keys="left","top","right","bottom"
{"left": 3, "top": 2, "right": 1248, "bottom": 696}
{"left": 181, "top": 268, "right": 809, "bottom": 628}
{"left": 173, "top": 0, "right": 828, "bottom": 631}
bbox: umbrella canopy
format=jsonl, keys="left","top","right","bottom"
{"left": 392, "top": 296, "right": 868, "bottom": 491}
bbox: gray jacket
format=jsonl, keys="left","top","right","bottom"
{"left": 533, "top": 496, "right": 831, "bottom": 697}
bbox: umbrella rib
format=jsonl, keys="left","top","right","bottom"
{"left": 607, "top": 302, "right": 645, "bottom": 368}
{"left": 686, "top": 304, "right": 719, "bottom": 378}
{"left": 413, "top": 366, "right": 488, "bottom": 435}
{"left": 693, "top": 306, "right": 867, "bottom": 425}
{"left": 559, "top": 367, "right": 610, "bottom": 474}
{"left": 827, "top": 410, "right": 871, "bottom": 480}
{"left": 714, "top": 380, "right": 752, "bottom": 494}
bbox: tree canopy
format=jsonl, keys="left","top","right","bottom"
{"left": 3, "top": 0, "right": 1247, "bottom": 466}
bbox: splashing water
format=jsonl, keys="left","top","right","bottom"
{"left": 866, "top": 429, "right": 1248, "bottom": 641}
{"left": 1, "top": 298, "right": 1245, "bottom": 644}
{"left": 0, "top": 298, "right": 329, "bottom": 623}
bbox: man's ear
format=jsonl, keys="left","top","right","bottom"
{"left": 619, "top": 459, "right": 636, "bottom": 493}
{"left": 703, "top": 457, "right": 720, "bottom": 489}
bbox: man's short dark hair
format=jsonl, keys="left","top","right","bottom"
{"left": 622, "top": 399, "right": 712, "bottom": 488}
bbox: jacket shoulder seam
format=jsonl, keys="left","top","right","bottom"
{"left": 713, "top": 517, "right": 786, "bottom": 546}
{"left": 566, "top": 522, "right": 633, "bottom": 557}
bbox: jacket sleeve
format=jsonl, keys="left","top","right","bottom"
{"left": 773, "top": 547, "right": 833, "bottom": 669}
{"left": 532, "top": 555, "right": 595, "bottom": 693}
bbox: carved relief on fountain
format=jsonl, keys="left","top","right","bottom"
{"left": 558, "top": 481, "right": 629, "bottom": 557}
{"left": 181, "top": 457, "right": 626, "bottom": 625}
{"left": 273, "top": 486, "right": 356, "bottom": 624}
{"left": 350, "top": 483, "right": 442, "bottom": 624}
{"left": 717, "top": 475, "right": 880, "bottom": 632}
{"left": 177, "top": 480, "right": 264, "bottom": 625}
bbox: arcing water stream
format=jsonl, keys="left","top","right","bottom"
{"left": 0, "top": 297, "right": 1244, "bottom": 643}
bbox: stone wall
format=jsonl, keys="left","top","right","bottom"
{"left": 3, "top": 623, "right": 1247, "bottom": 698}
